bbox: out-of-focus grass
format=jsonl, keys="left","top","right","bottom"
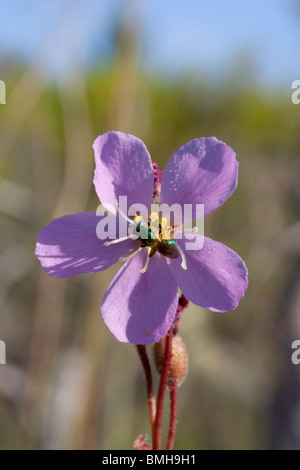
{"left": 0, "top": 38, "right": 300, "bottom": 450}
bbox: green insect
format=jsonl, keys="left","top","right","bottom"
{"left": 136, "top": 221, "right": 179, "bottom": 259}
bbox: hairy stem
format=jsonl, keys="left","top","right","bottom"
{"left": 136, "top": 345, "right": 156, "bottom": 437}
{"left": 153, "top": 327, "right": 173, "bottom": 450}
{"left": 166, "top": 384, "right": 178, "bottom": 450}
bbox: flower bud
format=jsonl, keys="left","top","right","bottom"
{"left": 154, "top": 335, "right": 188, "bottom": 387}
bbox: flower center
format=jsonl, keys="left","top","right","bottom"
{"left": 135, "top": 211, "right": 187, "bottom": 273}
{"left": 103, "top": 202, "right": 187, "bottom": 274}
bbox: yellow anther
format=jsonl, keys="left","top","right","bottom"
{"left": 161, "top": 217, "right": 168, "bottom": 228}
{"left": 149, "top": 211, "right": 159, "bottom": 222}
{"left": 161, "top": 225, "right": 173, "bottom": 240}
{"left": 134, "top": 214, "right": 143, "bottom": 224}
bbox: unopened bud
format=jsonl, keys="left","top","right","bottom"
{"left": 154, "top": 335, "right": 188, "bottom": 387}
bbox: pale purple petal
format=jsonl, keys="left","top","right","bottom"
{"left": 167, "top": 234, "right": 248, "bottom": 312}
{"left": 93, "top": 132, "right": 154, "bottom": 213}
{"left": 160, "top": 137, "right": 238, "bottom": 219}
{"left": 101, "top": 250, "right": 178, "bottom": 344}
{"left": 35, "top": 212, "right": 137, "bottom": 278}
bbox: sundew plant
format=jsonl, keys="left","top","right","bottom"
{"left": 36, "top": 131, "right": 248, "bottom": 449}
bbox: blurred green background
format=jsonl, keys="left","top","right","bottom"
{"left": 0, "top": 0, "right": 300, "bottom": 450}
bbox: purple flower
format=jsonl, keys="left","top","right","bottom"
{"left": 35, "top": 132, "right": 248, "bottom": 345}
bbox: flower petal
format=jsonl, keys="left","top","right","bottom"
{"left": 93, "top": 132, "right": 154, "bottom": 213}
{"left": 167, "top": 234, "right": 248, "bottom": 312}
{"left": 35, "top": 212, "right": 137, "bottom": 278}
{"left": 101, "top": 250, "right": 178, "bottom": 344}
{"left": 160, "top": 137, "right": 238, "bottom": 218}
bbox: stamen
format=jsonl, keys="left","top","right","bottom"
{"left": 175, "top": 223, "right": 199, "bottom": 234}
{"left": 182, "top": 226, "right": 198, "bottom": 234}
{"left": 176, "top": 244, "right": 187, "bottom": 270}
{"left": 140, "top": 248, "right": 151, "bottom": 274}
{"left": 161, "top": 225, "right": 173, "bottom": 240}
{"left": 119, "top": 247, "right": 143, "bottom": 263}
{"left": 161, "top": 217, "right": 168, "bottom": 228}
{"left": 149, "top": 211, "right": 159, "bottom": 222}
{"left": 134, "top": 214, "right": 143, "bottom": 224}
{"left": 104, "top": 235, "right": 135, "bottom": 246}
{"left": 113, "top": 200, "right": 135, "bottom": 225}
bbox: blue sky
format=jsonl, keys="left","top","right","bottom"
{"left": 0, "top": 0, "right": 299, "bottom": 85}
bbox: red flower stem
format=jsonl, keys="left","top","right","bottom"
{"left": 153, "top": 327, "right": 173, "bottom": 450}
{"left": 136, "top": 345, "right": 156, "bottom": 436}
{"left": 166, "top": 384, "right": 178, "bottom": 450}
